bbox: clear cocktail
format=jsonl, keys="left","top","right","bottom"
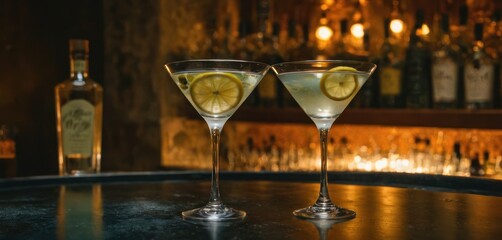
{"left": 273, "top": 60, "right": 376, "bottom": 220}
{"left": 166, "top": 60, "right": 270, "bottom": 222}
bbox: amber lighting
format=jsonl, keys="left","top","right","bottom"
{"left": 350, "top": 23, "right": 365, "bottom": 38}
{"left": 390, "top": 0, "right": 405, "bottom": 34}
{"left": 390, "top": 19, "right": 404, "bottom": 34}
{"left": 315, "top": 10, "right": 333, "bottom": 42}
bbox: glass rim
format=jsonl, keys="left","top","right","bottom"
{"left": 271, "top": 59, "right": 377, "bottom": 74}
{"left": 271, "top": 59, "right": 376, "bottom": 66}
{"left": 164, "top": 59, "right": 270, "bottom": 68}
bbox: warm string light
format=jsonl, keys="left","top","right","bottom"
{"left": 315, "top": 26, "right": 334, "bottom": 41}
{"left": 421, "top": 24, "right": 430, "bottom": 35}
{"left": 390, "top": 0, "right": 405, "bottom": 34}
{"left": 416, "top": 24, "right": 430, "bottom": 36}
{"left": 390, "top": 19, "right": 404, "bottom": 34}
{"left": 350, "top": 23, "right": 365, "bottom": 38}
{"left": 315, "top": 6, "right": 333, "bottom": 42}
{"left": 350, "top": 0, "right": 365, "bottom": 39}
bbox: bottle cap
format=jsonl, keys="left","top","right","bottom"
{"left": 69, "top": 39, "right": 89, "bottom": 53}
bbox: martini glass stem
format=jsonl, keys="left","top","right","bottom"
{"left": 209, "top": 126, "right": 222, "bottom": 206}
{"left": 315, "top": 128, "right": 333, "bottom": 207}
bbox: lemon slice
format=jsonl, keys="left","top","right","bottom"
{"left": 320, "top": 66, "right": 358, "bottom": 101}
{"left": 189, "top": 72, "right": 243, "bottom": 114}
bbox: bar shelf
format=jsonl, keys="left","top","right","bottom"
{"left": 225, "top": 107, "right": 502, "bottom": 129}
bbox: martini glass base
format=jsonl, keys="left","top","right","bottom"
{"left": 182, "top": 204, "right": 246, "bottom": 222}
{"left": 293, "top": 204, "right": 356, "bottom": 220}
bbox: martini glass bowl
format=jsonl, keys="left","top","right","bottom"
{"left": 272, "top": 60, "right": 376, "bottom": 220}
{"left": 165, "top": 59, "right": 270, "bottom": 221}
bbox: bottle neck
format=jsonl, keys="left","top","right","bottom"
{"left": 70, "top": 55, "right": 89, "bottom": 80}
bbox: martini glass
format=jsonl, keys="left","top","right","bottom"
{"left": 272, "top": 60, "right": 376, "bottom": 220}
{"left": 165, "top": 59, "right": 270, "bottom": 221}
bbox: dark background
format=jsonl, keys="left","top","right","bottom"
{"left": 0, "top": 0, "right": 104, "bottom": 176}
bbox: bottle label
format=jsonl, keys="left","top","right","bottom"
{"left": 379, "top": 67, "right": 401, "bottom": 95}
{"left": 61, "top": 100, "right": 95, "bottom": 156}
{"left": 432, "top": 58, "right": 458, "bottom": 102}
{"left": 74, "top": 60, "right": 86, "bottom": 72}
{"left": 464, "top": 63, "right": 494, "bottom": 102}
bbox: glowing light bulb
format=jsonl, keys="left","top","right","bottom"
{"left": 350, "top": 23, "right": 365, "bottom": 38}
{"left": 390, "top": 18, "right": 404, "bottom": 33}
{"left": 315, "top": 26, "right": 333, "bottom": 41}
{"left": 421, "top": 24, "right": 430, "bottom": 35}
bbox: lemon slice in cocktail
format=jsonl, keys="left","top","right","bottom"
{"left": 320, "top": 66, "right": 358, "bottom": 101}
{"left": 189, "top": 72, "right": 243, "bottom": 114}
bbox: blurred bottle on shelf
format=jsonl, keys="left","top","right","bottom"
{"left": 464, "top": 23, "right": 495, "bottom": 109}
{"left": 256, "top": 21, "right": 284, "bottom": 108}
{"left": 291, "top": 23, "right": 318, "bottom": 61}
{"left": 404, "top": 9, "right": 432, "bottom": 109}
{"left": 282, "top": 19, "right": 300, "bottom": 61}
{"left": 484, "top": 12, "right": 502, "bottom": 108}
{"left": 332, "top": 19, "right": 354, "bottom": 60}
{"left": 470, "top": 152, "right": 485, "bottom": 176}
{"left": 431, "top": 14, "right": 461, "bottom": 109}
{"left": 453, "top": 4, "right": 472, "bottom": 61}
{"left": 235, "top": 21, "right": 254, "bottom": 60}
{"left": 379, "top": 18, "right": 405, "bottom": 108}
{"left": 254, "top": 0, "right": 284, "bottom": 108}
{"left": 281, "top": 19, "right": 300, "bottom": 107}
{"left": 0, "top": 125, "right": 16, "bottom": 178}
{"left": 351, "top": 32, "right": 378, "bottom": 108}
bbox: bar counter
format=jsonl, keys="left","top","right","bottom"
{"left": 1, "top": 172, "right": 501, "bottom": 239}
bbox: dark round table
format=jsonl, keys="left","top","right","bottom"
{"left": 1, "top": 172, "right": 501, "bottom": 240}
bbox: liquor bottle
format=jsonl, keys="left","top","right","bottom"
{"left": 464, "top": 23, "right": 495, "bottom": 109}
{"left": 291, "top": 23, "right": 317, "bottom": 61}
{"left": 351, "top": 33, "right": 378, "bottom": 108}
{"left": 404, "top": 9, "right": 432, "bottom": 108}
{"left": 235, "top": 21, "right": 254, "bottom": 61}
{"left": 55, "top": 39, "right": 103, "bottom": 175}
{"left": 469, "top": 152, "right": 485, "bottom": 176}
{"left": 454, "top": 4, "right": 471, "bottom": 60}
{"left": 485, "top": 12, "right": 501, "bottom": 108}
{"left": 201, "top": 18, "right": 218, "bottom": 58}
{"left": 379, "top": 18, "right": 404, "bottom": 108}
{"left": 332, "top": 19, "right": 353, "bottom": 60}
{"left": 453, "top": 4, "right": 471, "bottom": 107}
{"left": 443, "top": 141, "right": 460, "bottom": 175}
{"left": 0, "top": 125, "right": 16, "bottom": 178}
{"left": 283, "top": 19, "right": 299, "bottom": 61}
{"left": 214, "top": 19, "right": 233, "bottom": 59}
{"left": 256, "top": 22, "right": 284, "bottom": 107}
{"left": 431, "top": 14, "right": 460, "bottom": 109}
{"left": 282, "top": 19, "right": 300, "bottom": 107}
